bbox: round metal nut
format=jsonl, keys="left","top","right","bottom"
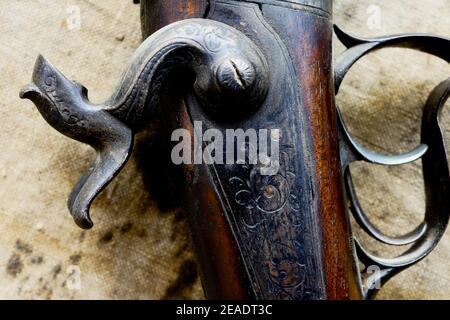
{"left": 216, "top": 58, "right": 256, "bottom": 93}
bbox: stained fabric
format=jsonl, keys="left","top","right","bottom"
{"left": 0, "top": 0, "right": 448, "bottom": 299}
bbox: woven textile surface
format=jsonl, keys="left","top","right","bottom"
{"left": 0, "top": 0, "right": 448, "bottom": 299}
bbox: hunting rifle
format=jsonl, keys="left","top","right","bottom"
{"left": 20, "top": 0, "right": 450, "bottom": 299}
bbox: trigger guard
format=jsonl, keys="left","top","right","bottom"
{"left": 345, "top": 168, "right": 427, "bottom": 246}
{"left": 334, "top": 27, "right": 450, "bottom": 299}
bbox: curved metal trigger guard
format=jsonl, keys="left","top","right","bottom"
{"left": 20, "top": 19, "right": 269, "bottom": 229}
{"left": 334, "top": 25, "right": 450, "bottom": 299}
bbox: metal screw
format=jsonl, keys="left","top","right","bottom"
{"left": 216, "top": 58, "right": 256, "bottom": 92}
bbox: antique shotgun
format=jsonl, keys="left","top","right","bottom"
{"left": 20, "top": 0, "right": 449, "bottom": 299}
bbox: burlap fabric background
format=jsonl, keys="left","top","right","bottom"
{"left": 0, "top": 0, "right": 448, "bottom": 299}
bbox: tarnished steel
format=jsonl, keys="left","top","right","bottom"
{"left": 20, "top": 0, "right": 449, "bottom": 299}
